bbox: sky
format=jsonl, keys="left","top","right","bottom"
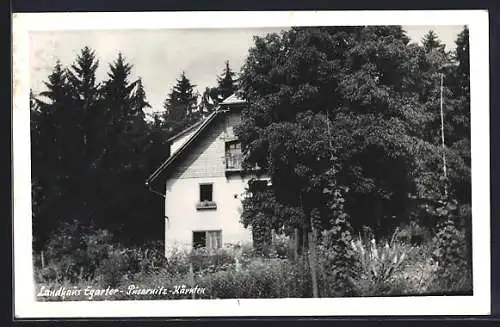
{"left": 30, "top": 25, "right": 465, "bottom": 115}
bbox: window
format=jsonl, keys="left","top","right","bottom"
{"left": 200, "top": 184, "right": 213, "bottom": 202}
{"left": 197, "top": 183, "right": 216, "bottom": 210}
{"left": 206, "top": 231, "right": 222, "bottom": 249}
{"left": 192, "top": 230, "right": 222, "bottom": 249}
{"left": 225, "top": 141, "right": 242, "bottom": 170}
{"left": 193, "top": 231, "right": 206, "bottom": 249}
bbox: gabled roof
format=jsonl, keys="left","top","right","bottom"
{"left": 145, "top": 93, "right": 245, "bottom": 187}
{"left": 167, "top": 119, "right": 205, "bottom": 143}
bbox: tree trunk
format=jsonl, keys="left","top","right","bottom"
{"left": 294, "top": 228, "right": 300, "bottom": 260}
{"left": 40, "top": 250, "right": 45, "bottom": 268}
{"left": 308, "top": 230, "right": 319, "bottom": 298}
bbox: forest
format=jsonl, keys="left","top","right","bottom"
{"left": 31, "top": 26, "right": 472, "bottom": 299}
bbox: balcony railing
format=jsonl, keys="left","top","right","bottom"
{"left": 225, "top": 152, "right": 243, "bottom": 171}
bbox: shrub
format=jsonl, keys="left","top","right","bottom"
{"left": 36, "top": 221, "right": 114, "bottom": 284}
{"left": 428, "top": 199, "right": 472, "bottom": 293}
{"left": 190, "top": 247, "right": 236, "bottom": 273}
{"left": 396, "top": 222, "right": 432, "bottom": 245}
{"left": 198, "top": 258, "right": 310, "bottom": 298}
{"left": 347, "top": 233, "right": 414, "bottom": 296}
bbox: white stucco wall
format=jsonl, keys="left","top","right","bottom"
{"left": 164, "top": 175, "right": 253, "bottom": 255}
{"left": 162, "top": 110, "right": 256, "bottom": 257}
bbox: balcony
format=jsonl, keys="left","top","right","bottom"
{"left": 225, "top": 152, "right": 263, "bottom": 177}
{"left": 225, "top": 152, "right": 243, "bottom": 171}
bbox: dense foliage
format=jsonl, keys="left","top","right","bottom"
{"left": 32, "top": 51, "right": 243, "bottom": 251}
{"left": 235, "top": 26, "right": 471, "bottom": 283}
{"left": 31, "top": 27, "right": 472, "bottom": 297}
{"left": 35, "top": 231, "right": 471, "bottom": 300}
{"left": 31, "top": 49, "right": 168, "bottom": 249}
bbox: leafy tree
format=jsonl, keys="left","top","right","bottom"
{"left": 236, "top": 26, "right": 469, "bottom": 252}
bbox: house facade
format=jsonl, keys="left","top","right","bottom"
{"left": 146, "top": 94, "right": 265, "bottom": 257}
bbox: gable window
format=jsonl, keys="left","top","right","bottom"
{"left": 192, "top": 230, "right": 222, "bottom": 249}
{"left": 197, "top": 183, "right": 217, "bottom": 210}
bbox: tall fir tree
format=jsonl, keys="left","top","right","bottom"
{"left": 31, "top": 60, "right": 76, "bottom": 249}
{"left": 162, "top": 71, "right": 199, "bottom": 134}
{"left": 421, "top": 30, "right": 446, "bottom": 53}
{"left": 131, "top": 78, "right": 151, "bottom": 118}
{"left": 66, "top": 46, "right": 101, "bottom": 165}
{"left": 216, "top": 60, "right": 238, "bottom": 101}
{"left": 199, "top": 61, "right": 239, "bottom": 115}
{"left": 94, "top": 53, "right": 159, "bottom": 240}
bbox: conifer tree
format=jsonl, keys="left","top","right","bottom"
{"left": 66, "top": 46, "right": 101, "bottom": 163}
{"left": 199, "top": 61, "right": 239, "bottom": 115}
{"left": 216, "top": 60, "right": 238, "bottom": 101}
{"left": 31, "top": 60, "right": 75, "bottom": 249}
{"left": 162, "top": 71, "right": 198, "bottom": 134}
{"left": 422, "top": 30, "right": 446, "bottom": 53}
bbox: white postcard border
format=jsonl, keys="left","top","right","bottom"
{"left": 13, "top": 10, "right": 491, "bottom": 318}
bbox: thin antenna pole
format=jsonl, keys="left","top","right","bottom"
{"left": 439, "top": 72, "right": 448, "bottom": 198}
{"left": 326, "top": 110, "right": 334, "bottom": 161}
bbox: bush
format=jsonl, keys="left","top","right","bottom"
{"left": 34, "top": 218, "right": 472, "bottom": 301}
{"left": 190, "top": 247, "right": 236, "bottom": 273}
{"left": 35, "top": 221, "right": 114, "bottom": 284}
{"left": 396, "top": 222, "right": 432, "bottom": 245}
{"left": 198, "top": 258, "right": 310, "bottom": 298}
{"left": 347, "top": 233, "right": 414, "bottom": 296}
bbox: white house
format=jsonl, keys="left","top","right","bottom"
{"left": 146, "top": 94, "right": 267, "bottom": 257}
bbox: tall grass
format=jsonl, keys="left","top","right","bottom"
{"left": 34, "top": 225, "right": 472, "bottom": 301}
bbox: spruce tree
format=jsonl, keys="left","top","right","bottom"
{"left": 216, "top": 60, "right": 238, "bottom": 101}
{"left": 66, "top": 46, "right": 101, "bottom": 164}
{"left": 162, "top": 71, "right": 198, "bottom": 134}
{"left": 31, "top": 60, "right": 75, "bottom": 249}
{"left": 422, "top": 30, "right": 446, "bottom": 53}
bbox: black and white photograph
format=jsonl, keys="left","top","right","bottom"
{"left": 12, "top": 10, "right": 490, "bottom": 317}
